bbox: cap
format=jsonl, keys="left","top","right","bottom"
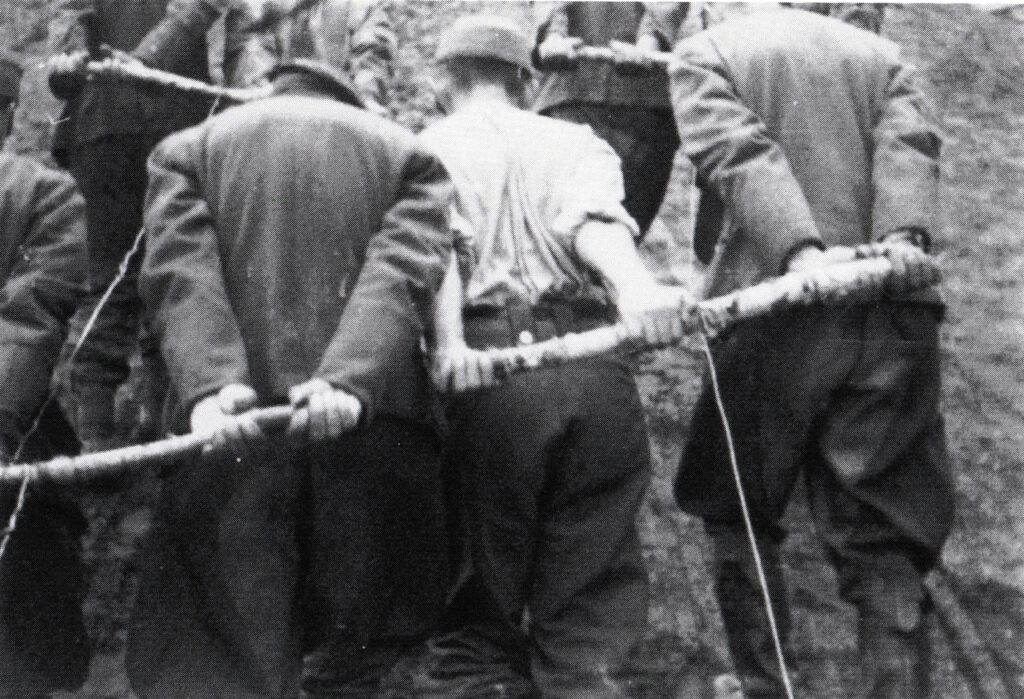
{"left": 436, "top": 14, "right": 533, "bottom": 74}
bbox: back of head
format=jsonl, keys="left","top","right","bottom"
{"left": 435, "top": 14, "right": 534, "bottom": 107}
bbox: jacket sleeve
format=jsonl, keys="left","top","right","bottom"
{"left": 348, "top": 0, "right": 396, "bottom": 108}
{"left": 133, "top": 0, "right": 232, "bottom": 71}
{"left": 48, "top": 0, "right": 95, "bottom": 56}
{"left": 871, "top": 60, "right": 942, "bottom": 244}
{"left": 314, "top": 146, "right": 453, "bottom": 422}
{"left": 0, "top": 170, "right": 85, "bottom": 444}
{"left": 670, "top": 36, "right": 824, "bottom": 276}
{"left": 140, "top": 130, "right": 251, "bottom": 411}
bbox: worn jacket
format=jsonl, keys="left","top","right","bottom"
{"left": 532, "top": 2, "right": 683, "bottom": 113}
{"left": 0, "top": 153, "right": 86, "bottom": 450}
{"left": 48, "top": 0, "right": 228, "bottom": 146}
{"left": 671, "top": 9, "right": 942, "bottom": 300}
{"left": 140, "top": 70, "right": 453, "bottom": 427}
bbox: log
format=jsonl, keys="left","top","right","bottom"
{"left": 0, "top": 251, "right": 938, "bottom": 485}
{"left": 484, "top": 252, "right": 940, "bottom": 380}
{"left": 576, "top": 45, "right": 674, "bottom": 68}
{"left": 85, "top": 60, "right": 271, "bottom": 102}
{"left": 0, "top": 406, "right": 293, "bottom": 486}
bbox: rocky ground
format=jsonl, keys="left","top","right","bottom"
{"left": 2, "top": 2, "right": 1023, "bottom": 697}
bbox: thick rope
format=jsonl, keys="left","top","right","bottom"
{"left": 699, "top": 332, "right": 796, "bottom": 699}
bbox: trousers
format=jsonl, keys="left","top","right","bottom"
{"left": 127, "top": 417, "right": 448, "bottom": 698}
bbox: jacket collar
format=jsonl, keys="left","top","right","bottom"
{"left": 267, "top": 59, "right": 363, "bottom": 108}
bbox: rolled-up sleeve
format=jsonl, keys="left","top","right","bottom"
{"left": 140, "top": 129, "right": 251, "bottom": 411}
{"left": 671, "top": 36, "right": 824, "bottom": 275}
{"left": 552, "top": 129, "right": 639, "bottom": 247}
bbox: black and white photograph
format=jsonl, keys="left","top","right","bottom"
{"left": 0, "top": 1, "right": 1021, "bottom": 697}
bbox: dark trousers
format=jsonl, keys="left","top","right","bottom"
{"left": 442, "top": 348, "right": 651, "bottom": 698}
{"left": 66, "top": 134, "right": 168, "bottom": 437}
{"left": 540, "top": 104, "right": 679, "bottom": 237}
{"left": 126, "top": 417, "right": 448, "bottom": 699}
{"left": 0, "top": 491, "right": 89, "bottom": 695}
{"left": 676, "top": 304, "right": 954, "bottom": 697}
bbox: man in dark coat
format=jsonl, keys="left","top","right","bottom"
{"left": 128, "top": 60, "right": 454, "bottom": 698}
{"left": 0, "top": 55, "right": 91, "bottom": 697}
{"left": 47, "top": 0, "right": 232, "bottom": 444}
{"left": 669, "top": 9, "right": 953, "bottom": 698}
{"left": 532, "top": 2, "right": 688, "bottom": 238}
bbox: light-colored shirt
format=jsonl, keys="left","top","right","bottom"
{"left": 420, "top": 101, "right": 637, "bottom": 307}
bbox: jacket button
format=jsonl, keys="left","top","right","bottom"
{"left": 518, "top": 330, "right": 534, "bottom": 345}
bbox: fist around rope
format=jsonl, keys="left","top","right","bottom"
{"left": 286, "top": 378, "right": 362, "bottom": 443}
{"left": 46, "top": 50, "right": 89, "bottom": 98}
{"left": 536, "top": 34, "right": 584, "bottom": 70}
{"left": 190, "top": 383, "right": 265, "bottom": 456}
{"left": 431, "top": 342, "right": 497, "bottom": 394}
{"left": 617, "top": 283, "right": 694, "bottom": 346}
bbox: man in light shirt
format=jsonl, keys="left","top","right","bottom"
{"left": 419, "top": 15, "right": 691, "bottom": 698}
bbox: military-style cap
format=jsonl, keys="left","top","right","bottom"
{"left": 0, "top": 54, "right": 23, "bottom": 101}
{"left": 435, "top": 14, "right": 534, "bottom": 74}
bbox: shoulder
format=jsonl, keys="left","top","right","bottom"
{"left": 0, "top": 152, "right": 80, "bottom": 206}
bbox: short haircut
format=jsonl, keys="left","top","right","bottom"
{"left": 440, "top": 56, "right": 530, "bottom": 107}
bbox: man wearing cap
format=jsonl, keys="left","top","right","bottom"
{"left": 126, "top": 59, "right": 453, "bottom": 697}
{"left": 669, "top": 8, "right": 952, "bottom": 698}
{"left": 0, "top": 55, "right": 91, "bottom": 696}
{"left": 532, "top": 3, "right": 690, "bottom": 238}
{"left": 418, "top": 16, "right": 691, "bottom": 698}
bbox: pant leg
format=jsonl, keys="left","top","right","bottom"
{"left": 127, "top": 442, "right": 306, "bottom": 699}
{"left": 527, "top": 359, "right": 652, "bottom": 699}
{"left": 807, "top": 305, "right": 953, "bottom": 698}
{"left": 0, "top": 492, "right": 89, "bottom": 695}
{"left": 66, "top": 134, "right": 162, "bottom": 441}
{"left": 676, "top": 310, "right": 856, "bottom": 698}
{"left": 540, "top": 104, "right": 678, "bottom": 237}
{"left": 301, "top": 418, "right": 448, "bottom": 697}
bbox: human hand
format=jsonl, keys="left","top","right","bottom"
{"left": 609, "top": 39, "right": 655, "bottom": 74}
{"left": 95, "top": 46, "right": 145, "bottom": 74}
{"left": 616, "top": 283, "right": 694, "bottom": 346}
{"left": 190, "top": 383, "right": 264, "bottom": 456}
{"left": 881, "top": 240, "right": 940, "bottom": 295}
{"left": 46, "top": 50, "right": 90, "bottom": 98}
{"left": 286, "top": 378, "right": 362, "bottom": 443}
{"left": 536, "top": 34, "right": 583, "bottom": 70}
{"left": 431, "top": 342, "right": 497, "bottom": 394}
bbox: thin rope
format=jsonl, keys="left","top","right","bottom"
{"left": 698, "top": 331, "right": 796, "bottom": 699}
{"left": 0, "top": 226, "right": 146, "bottom": 563}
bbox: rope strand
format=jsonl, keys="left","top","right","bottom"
{"left": 699, "top": 331, "right": 796, "bottom": 699}
{"left": 0, "top": 227, "right": 146, "bottom": 563}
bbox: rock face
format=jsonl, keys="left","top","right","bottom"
{"left": 2, "top": 3, "right": 1024, "bottom": 698}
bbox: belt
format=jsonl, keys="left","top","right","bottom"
{"left": 463, "top": 298, "right": 614, "bottom": 350}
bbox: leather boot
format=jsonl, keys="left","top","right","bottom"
{"left": 710, "top": 529, "right": 792, "bottom": 699}
{"left": 856, "top": 579, "right": 931, "bottom": 699}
